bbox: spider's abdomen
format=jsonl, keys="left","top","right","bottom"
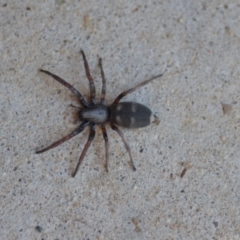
{"left": 80, "top": 104, "right": 110, "bottom": 124}
{"left": 110, "top": 102, "right": 153, "bottom": 128}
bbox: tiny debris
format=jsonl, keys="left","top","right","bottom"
{"left": 180, "top": 168, "right": 187, "bottom": 178}
{"left": 225, "top": 26, "right": 231, "bottom": 35}
{"left": 221, "top": 103, "right": 232, "bottom": 115}
{"left": 151, "top": 114, "right": 160, "bottom": 125}
{"left": 35, "top": 225, "right": 43, "bottom": 232}
{"left": 131, "top": 217, "right": 141, "bottom": 232}
{"left": 213, "top": 221, "right": 218, "bottom": 228}
{"left": 220, "top": 135, "right": 227, "bottom": 143}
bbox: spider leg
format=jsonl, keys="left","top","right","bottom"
{"left": 72, "top": 124, "right": 96, "bottom": 177}
{"left": 69, "top": 104, "right": 82, "bottom": 110}
{"left": 39, "top": 69, "right": 89, "bottom": 107}
{"left": 36, "top": 121, "right": 90, "bottom": 154}
{"left": 99, "top": 57, "right": 106, "bottom": 104}
{"left": 80, "top": 50, "right": 97, "bottom": 104}
{"left": 110, "top": 123, "right": 136, "bottom": 171}
{"left": 111, "top": 74, "right": 163, "bottom": 106}
{"left": 101, "top": 124, "right": 109, "bottom": 172}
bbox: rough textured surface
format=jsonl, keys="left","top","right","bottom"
{"left": 1, "top": 1, "right": 240, "bottom": 239}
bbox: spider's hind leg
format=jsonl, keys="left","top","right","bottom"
{"left": 111, "top": 74, "right": 163, "bottom": 105}
{"left": 110, "top": 123, "right": 136, "bottom": 171}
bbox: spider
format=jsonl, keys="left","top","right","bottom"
{"left": 36, "top": 50, "right": 162, "bottom": 177}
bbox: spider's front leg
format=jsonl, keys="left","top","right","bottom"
{"left": 80, "top": 50, "right": 97, "bottom": 104}
{"left": 39, "top": 69, "right": 89, "bottom": 107}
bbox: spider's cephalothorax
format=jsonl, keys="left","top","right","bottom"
{"left": 36, "top": 50, "right": 162, "bottom": 177}
{"left": 80, "top": 104, "right": 110, "bottom": 123}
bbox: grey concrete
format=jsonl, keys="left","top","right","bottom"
{"left": 1, "top": 1, "right": 240, "bottom": 239}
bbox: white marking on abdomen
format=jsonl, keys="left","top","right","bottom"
{"left": 130, "top": 117, "right": 135, "bottom": 126}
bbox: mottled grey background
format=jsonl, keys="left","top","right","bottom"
{"left": 1, "top": 0, "right": 240, "bottom": 239}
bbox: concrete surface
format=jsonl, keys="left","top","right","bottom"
{"left": 1, "top": 1, "right": 240, "bottom": 239}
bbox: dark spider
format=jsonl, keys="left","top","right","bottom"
{"left": 36, "top": 50, "right": 162, "bottom": 177}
